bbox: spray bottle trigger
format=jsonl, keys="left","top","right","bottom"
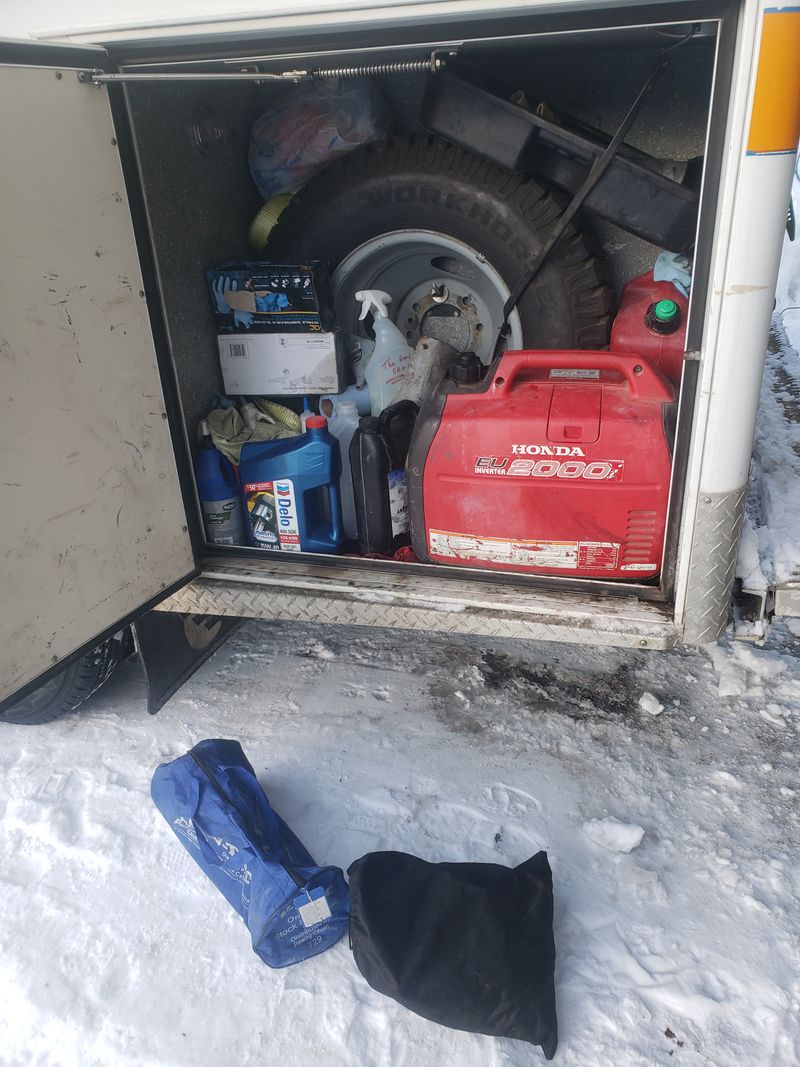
{"left": 356, "top": 289, "right": 392, "bottom": 322}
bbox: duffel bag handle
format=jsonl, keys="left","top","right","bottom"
{"left": 184, "top": 773, "right": 256, "bottom": 870}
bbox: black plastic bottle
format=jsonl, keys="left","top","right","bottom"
{"left": 350, "top": 415, "right": 411, "bottom": 555}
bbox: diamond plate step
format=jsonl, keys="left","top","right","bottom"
{"left": 156, "top": 555, "right": 678, "bottom": 650}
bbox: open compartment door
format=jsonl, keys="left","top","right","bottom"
{"left": 0, "top": 43, "right": 198, "bottom": 707}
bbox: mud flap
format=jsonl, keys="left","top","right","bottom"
{"left": 133, "top": 610, "right": 242, "bottom": 714}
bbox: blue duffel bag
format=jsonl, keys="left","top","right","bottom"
{"left": 151, "top": 738, "right": 350, "bottom": 967}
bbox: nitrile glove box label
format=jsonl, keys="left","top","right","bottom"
{"left": 207, "top": 262, "right": 335, "bottom": 334}
{"left": 218, "top": 332, "right": 345, "bottom": 395}
{"left": 208, "top": 261, "right": 345, "bottom": 394}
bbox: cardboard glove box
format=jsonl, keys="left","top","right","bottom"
{"left": 206, "top": 261, "right": 346, "bottom": 395}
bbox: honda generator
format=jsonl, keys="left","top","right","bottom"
{"left": 407, "top": 350, "right": 676, "bottom": 579}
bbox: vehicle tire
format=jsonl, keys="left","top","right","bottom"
{"left": 0, "top": 632, "right": 131, "bottom": 726}
{"left": 268, "top": 134, "right": 613, "bottom": 357}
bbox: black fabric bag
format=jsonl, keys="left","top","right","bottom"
{"left": 347, "top": 850, "right": 558, "bottom": 1060}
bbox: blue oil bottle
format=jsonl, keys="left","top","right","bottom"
{"left": 195, "top": 421, "right": 247, "bottom": 546}
{"left": 239, "top": 415, "right": 343, "bottom": 554}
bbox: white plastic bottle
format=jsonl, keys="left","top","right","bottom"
{"left": 355, "top": 290, "right": 414, "bottom": 416}
{"left": 325, "top": 398, "right": 360, "bottom": 540}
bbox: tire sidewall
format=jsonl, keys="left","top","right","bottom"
{"left": 276, "top": 168, "right": 585, "bottom": 348}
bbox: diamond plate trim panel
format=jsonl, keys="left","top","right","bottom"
{"left": 156, "top": 573, "right": 678, "bottom": 650}
{"left": 683, "top": 487, "right": 747, "bottom": 644}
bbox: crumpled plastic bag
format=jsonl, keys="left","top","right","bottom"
{"left": 249, "top": 79, "right": 391, "bottom": 201}
{"left": 205, "top": 402, "right": 298, "bottom": 465}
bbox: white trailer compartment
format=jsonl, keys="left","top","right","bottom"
{"left": 1, "top": 0, "right": 798, "bottom": 714}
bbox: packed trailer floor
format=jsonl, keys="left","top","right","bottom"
{"left": 1, "top": 620, "right": 799, "bottom": 1067}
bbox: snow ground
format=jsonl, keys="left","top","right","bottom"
{"left": 2, "top": 620, "right": 800, "bottom": 1067}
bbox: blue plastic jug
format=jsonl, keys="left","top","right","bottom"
{"left": 195, "top": 421, "right": 247, "bottom": 546}
{"left": 239, "top": 415, "right": 343, "bottom": 554}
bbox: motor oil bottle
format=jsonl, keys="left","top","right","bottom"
{"left": 356, "top": 289, "right": 414, "bottom": 415}
{"left": 239, "top": 416, "right": 343, "bottom": 554}
{"left": 323, "top": 398, "right": 360, "bottom": 541}
{"left": 379, "top": 399, "right": 419, "bottom": 473}
{"left": 195, "top": 420, "right": 247, "bottom": 546}
{"left": 350, "top": 403, "right": 416, "bottom": 555}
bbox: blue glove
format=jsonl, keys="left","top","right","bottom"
{"left": 212, "top": 276, "right": 254, "bottom": 328}
{"left": 255, "top": 291, "right": 279, "bottom": 312}
{"left": 211, "top": 274, "right": 233, "bottom": 314}
{"left": 653, "top": 252, "right": 692, "bottom": 298}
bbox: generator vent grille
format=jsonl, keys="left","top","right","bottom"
{"left": 622, "top": 510, "right": 657, "bottom": 564}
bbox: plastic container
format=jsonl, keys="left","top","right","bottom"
{"left": 379, "top": 400, "right": 419, "bottom": 472}
{"left": 356, "top": 290, "right": 414, "bottom": 415}
{"left": 320, "top": 383, "right": 372, "bottom": 418}
{"left": 239, "top": 416, "right": 343, "bottom": 554}
{"left": 609, "top": 269, "right": 689, "bottom": 383}
{"left": 350, "top": 413, "right": 413, "bottom": 555}
{"left": 325, "top": 399, "right": 360, "bottom": 541}
{"left": 195, "top": 421, "right": 247, "bottom": 546}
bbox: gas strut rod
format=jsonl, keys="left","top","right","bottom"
{"left": 78, "top": 51, "right": 447, "bottom": 85}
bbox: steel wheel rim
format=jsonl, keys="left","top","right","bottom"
{"left": 331, "top": 229, "right": 524, "bottom": 363}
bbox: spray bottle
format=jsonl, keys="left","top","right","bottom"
{"left": 356, "top": 290, "right": 414, "bottom": 416}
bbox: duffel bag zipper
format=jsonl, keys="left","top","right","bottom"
{"left": 189, "top": 746, "right": 305, "bottom": 888}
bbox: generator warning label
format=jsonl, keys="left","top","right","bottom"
{"left": 548, "top": 368, "right": 600, "bottom": 380}
{"left": 428, "top": 530, "right": 620, "bottom": 571}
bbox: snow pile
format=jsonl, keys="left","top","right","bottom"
{"left": 582, "top": 817, "right": 645, "bottom": 853}
{"left": 1, "top": 620, "right": 800, "bottom": 1066}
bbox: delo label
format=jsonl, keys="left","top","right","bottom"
{"left": 243, "top": 478, "right": 301, "bottom": 551}
{"left": 274, "top": 481, "right": 301, "bottom": 550}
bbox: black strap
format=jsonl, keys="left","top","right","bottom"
{"left": 495, "top": 28, "right": 698, "bottom": 354}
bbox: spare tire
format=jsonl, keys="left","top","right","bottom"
{"left": 268, "top": 135, "right": 613, "bottom": 360}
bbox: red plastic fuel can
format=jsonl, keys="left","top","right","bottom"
{"left": 610, "top": 269, "right": 688, "bottom": 383}
{"left": 408, "top": 350, "right": 676, "bottom": 579}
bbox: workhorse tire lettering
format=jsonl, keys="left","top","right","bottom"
{"left": 268, "top": 135, "right": 613, "bottom": 350}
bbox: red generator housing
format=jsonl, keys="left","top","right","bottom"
{"left": 407, "top": 350, "right": 676, "bottom": 579}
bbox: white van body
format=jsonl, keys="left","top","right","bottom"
{"left": 1, "top": 0, "right": 799, "bottom": 709}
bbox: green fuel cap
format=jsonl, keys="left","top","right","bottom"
{"left": 654, "top": 298, "right": 679, "bottom": 322}
{"left": 646, "top": 297, "right": 681, "bottom": 334}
